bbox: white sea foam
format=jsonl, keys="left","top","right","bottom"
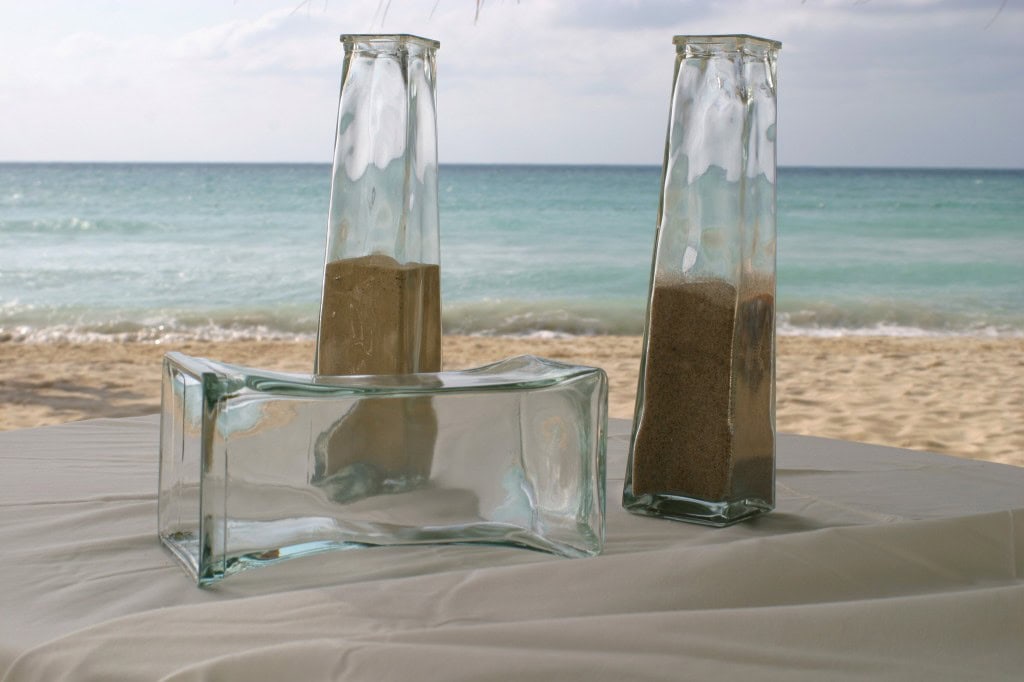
{"left": 4, "top": 303, "right": 1022, "bottom": 344}
{"left": 776, "top": 319, "right": 1023, "bottom": 339}
{"left": 0, "top": 323, "right": 317, "bottom": 344}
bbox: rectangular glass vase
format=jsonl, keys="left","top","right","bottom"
{"left": 158, "top": 352, "right": 607, "bottom": 586}
{"left": 624, "top": 35, "right": 780, "bottom": 527}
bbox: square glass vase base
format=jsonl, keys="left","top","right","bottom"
{"left": 158, "top": 352, "right": 607, "bottom": 586}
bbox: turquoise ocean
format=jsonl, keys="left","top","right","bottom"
{"left": 1, "top": 163, "right": 1021, "bottom": 342}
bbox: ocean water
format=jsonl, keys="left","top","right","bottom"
{"left": 1, "top": 163, "right": 1021, "bottom": 342}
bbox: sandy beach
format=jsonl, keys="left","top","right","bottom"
{"left": 1, "top": 335, "right": 1021, "bottom": 467}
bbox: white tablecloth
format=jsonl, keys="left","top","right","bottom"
{"left": 2, "top": 415, "right": 1022, "bottom": 681}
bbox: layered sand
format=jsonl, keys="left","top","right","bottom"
{"left": 1, "top": 335, "right": 1021, "bottom": 466}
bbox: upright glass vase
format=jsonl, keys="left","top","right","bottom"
{"left": 314, "top": 34, "right": 442, "bottom": 497}
{"left": 623, "top": 35, "right": 781, "bottom": 527}
{"left": 316, "top": 34, "right": 441, "bottom": 377}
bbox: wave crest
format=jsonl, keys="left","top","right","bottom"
{"left": 2, "top": 297, "right": 1022, "bottom": 343}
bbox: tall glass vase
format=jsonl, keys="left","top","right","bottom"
{"left": 313, "top": 34, "right": 442, "bottom": 497}
{"left": 624, "top": 35, "right": 781, "bottom": 526}
{"left": 316, "top": 33, "right": 441, "bottom": 377}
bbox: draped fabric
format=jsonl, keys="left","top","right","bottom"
{"left": 2, "top": 416, "right": 1022, "bottom": 681}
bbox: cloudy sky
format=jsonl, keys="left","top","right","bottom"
{"left": 1, "top": 0, "right": 1021, "bottom": 168}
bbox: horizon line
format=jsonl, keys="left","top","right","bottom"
{"left": 1, "top": 160, "right": 1022, "bottom": 172}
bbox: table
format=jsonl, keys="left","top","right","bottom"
{"left": 2, "top": 416, "right": 1023, "bottom": 681}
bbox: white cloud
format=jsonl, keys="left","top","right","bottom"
{"left": 0, "top": 0, "right": 1021, "bottom": 166}
{"left": 53, "top": 31, "right": 116, "bottom": 59}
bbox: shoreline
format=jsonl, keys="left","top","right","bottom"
{"left": 2, "top": 335, "right": 1021, "bottom": 467}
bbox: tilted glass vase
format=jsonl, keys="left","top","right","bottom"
{"left": 624, "top": 35, "right": 781, "bottom": 526}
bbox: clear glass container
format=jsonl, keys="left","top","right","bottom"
{"left": 623, "top": 35, "right": 781, "bottom": 526}
{"left": 316, "top": 34, "right": 441, "bottom": 377}
{"left": 158, "top": 352, "right": 607, "bottom": 586}
{"left": 314, "top": 35, "right": 443, "bottom": 498}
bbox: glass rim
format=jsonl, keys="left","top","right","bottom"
{"left": 341, "top": 34, "right": 440, "bottom": 50}
{"left": 673, "top": 34, "right": 781, "bottom": 50}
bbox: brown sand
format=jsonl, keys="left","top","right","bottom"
{"left": 317, "top": 254, "right": 441, "bottom": 375}
{"left": 630, "top": 281, "right": 773, "bottom": 500}
{"left": 1, "top": 335, "right": 1022, "bottom": 467}
{"left": 315, "top": 254, "right": 442, "bottom": 485}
